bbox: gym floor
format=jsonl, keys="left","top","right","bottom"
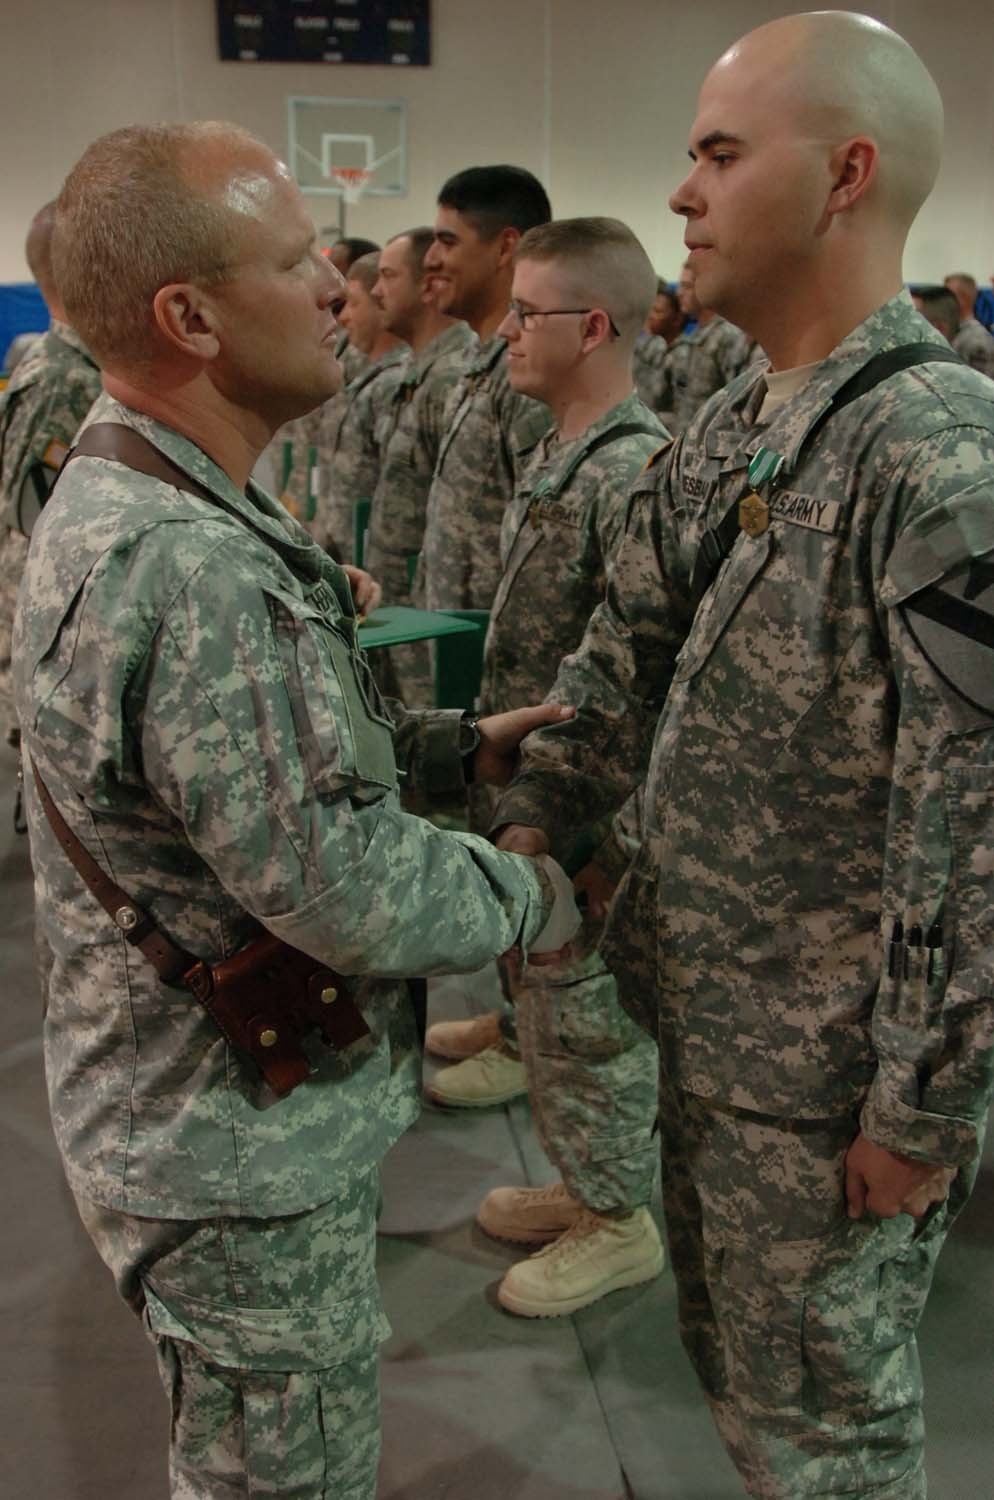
{"left": 1, "top": 738, "right": 991, "bottom": 1500}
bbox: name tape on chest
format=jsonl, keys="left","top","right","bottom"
{"left": 768, "top": 490, "right": 841, "bottom": 535}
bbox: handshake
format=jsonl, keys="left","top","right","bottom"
{"left": 495, "top": 823, "right": 617, "bottom": 966}
{"left": 455, "top": 696, "right": 619, "bottom": 967}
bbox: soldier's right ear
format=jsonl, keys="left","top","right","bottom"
{"left": 152, "top": 283, "right": 222, "bottom": 364}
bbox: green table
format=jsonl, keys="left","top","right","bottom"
{"left": 356, "top": 604, "right": 480, "bottom": 648}
{"left": 357, "top": 605, "right": 487, "bottom": 710}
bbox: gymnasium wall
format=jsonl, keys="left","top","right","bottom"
{"left": 1, "top": 0, "right": 990, "bottom": 286}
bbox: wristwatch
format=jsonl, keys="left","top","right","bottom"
{"left": 458, "top": 712, "right": 481, "bottom": 781}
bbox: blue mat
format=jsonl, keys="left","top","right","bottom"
{"left": 0, "top": 283, "right": 48, "bottom": 368}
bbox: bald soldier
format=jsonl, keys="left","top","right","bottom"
{"left": 0, "top": 201, "right": 102, "bottom": 743}
{"left": 13, "top": 123, "right": 579, "bottom": 1500}
{"left": 494, "top": 13, "right": 994, "bottom": 1497}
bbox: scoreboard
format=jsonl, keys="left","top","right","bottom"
{"left": 216, "top": 2, "right": 431, "bottom": 66}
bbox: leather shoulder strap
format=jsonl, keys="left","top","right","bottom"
{"left": 30, "top": 759, "right": 194, "bottom": 985}
{"left": 66, "top": 421, "right": 216, "bottom": 504}
{"left": 689, "top": 342, "right": 967, "bottom": 610}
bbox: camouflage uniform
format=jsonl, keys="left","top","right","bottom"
{"left": 312, "top": 345, "right": 408, "bottom": 560}
{"left": 496, "top": 292, "right": 994, "bottom": 1497}
{"left": 660, "top": 316, "right": 755, "bottom": 433}
{"left": 365, "top": 320, "right": 477, "bottom": 705}
{"left": 632, "top": 331, "right": 670, "bottom": 412}
{"left": 14, "top": 401, "right": 556, "bottom": 1499}
{"left": 953, "top": 316, "right": 994, "bottom": 380}
{"left": 265, "top": 406, "right": 325, "bottom": 531}
{"left": 420, "top": 334, "right": 552, "bottom": 612}
{"left": 0, "top": 320, "right": 101, "bottom": 735}
{"left": 266, "top": 341, "right": 370, "bottom": 536}
{"left": 480, "top": 393, "right": 667, "bottom": 1213}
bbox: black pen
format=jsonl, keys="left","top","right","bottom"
{"left": 888, "top": 918, "right": 903, "bottom": 979}
{"left": 906, "top": 923, "right": 922, "bottom": 981}
{"left": 926, "top": 924, "right": 943, "bottom": 984}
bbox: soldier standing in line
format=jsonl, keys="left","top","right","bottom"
{"left": 419, "top": 166, "right": 554, "bottom": 615}
{"left": 942, "top": 272, "right": 994, "bottom": 379}
{"left": 0, "top": 201, "right": 102, "bottom": 745}
{"left": 427, "top": 218, "right": 667, "bottom": 1317}
{"left": 633, "top": 277, "right": 684, "bottom": 412}
{"left": 659, "top": 257, "right": 755, "bottom": 432}
{"left": 311, "top": 252, "right": 408, "bottom": 559}
{"left": 262, "top": 239, "right": 380, "bottom": 510}
{"left": 364, "top": 227, "right": 476, "bottom": 704}
{"left": 494, "top": 13, "right": 994, "bottom": 1496}
{"left": 14, "top": 122, "right": 580, "bottom": 1500}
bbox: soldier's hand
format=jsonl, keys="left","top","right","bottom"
{"left": 494, "top": 824, "right": 550, "bottom": 855}
{"left": 341, "top": 563, "right": 382, "bottom": 618}
{"left": 844, "top": 1132, "right": 956, "bottom": 1220}
{"left": 474, "top": 703, "right": 575, "bottom": 786}
{"left": 573, "top": 860, "right": 617, "bottom": 921}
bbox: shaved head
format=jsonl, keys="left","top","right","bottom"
{"left": 670, "top": 11, "right": 944, "bottom": 365}
{"left": 708, "top": 11, "right": 943, "bottom": 231}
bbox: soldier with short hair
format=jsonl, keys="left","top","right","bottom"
{"left": 311, "top": 252, "right": 408, "bottom": 559}
{"left": 427, "top": 217, "right": 667, "bottom": 1316}
{"left": 912, "top": 283, "right": 961, "bottom": 345}
{"left": 633, "top": 278, "right": 684, "bottom": 412}
{"left": 419, "top": 166, "right": 554, "bottom": 615}
{"left": 0, "top": 201, "right": 102, "bottom": 745}
{"left": 495, "top": 13, "right": 994, "bottom": 1496}
{"left": 659, "top": 257, "right": 755, "bottom": 432}
{"left": 943, "top": 272, "right": 994, "bottom": 379}
{"left": 14, "top": 121, "right": 579, "bottom": 1500}
{"left": 364, "top": 227, "right": 476, "bottom": 704}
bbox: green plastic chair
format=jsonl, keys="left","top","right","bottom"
{"left": 434, "top": 608, "right": 489, "bottom": 710}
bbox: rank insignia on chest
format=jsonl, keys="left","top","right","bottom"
{"left": 738, "top": 491, "right": 770, "bottom": 537}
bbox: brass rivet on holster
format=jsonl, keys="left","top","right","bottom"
{"left": 320, "top": 986, "right": 338, "bottom": 1005}
{"left": 259, "top": 1028, "right": 279, "bottom": 1047}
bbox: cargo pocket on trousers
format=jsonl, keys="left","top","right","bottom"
{"left": 715, "top": 1216, "right": 879, "bottom": 1420}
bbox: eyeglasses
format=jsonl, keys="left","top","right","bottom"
{"left": 507, "top": 300, "right": 620, "bottom": 338}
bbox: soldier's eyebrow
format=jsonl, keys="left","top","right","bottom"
{"left": 689, "top": 131, "right": 746, "bottom": 160}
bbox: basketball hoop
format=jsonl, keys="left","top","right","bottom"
{"left": 330, "top": 166, "right": 373, "bottom": 205}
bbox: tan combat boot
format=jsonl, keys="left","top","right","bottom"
{"left": 424, "top": 1009, "right": 502, "bottom": 1061}
{"left": 476, "top": 1181, "right": 582, "bottom": 1245}
{"left": 426, "top": 1040, "right": 527, "bottom": 1107}
{"left": 496, "top": 1206, "right": 665, "bottom": 1318}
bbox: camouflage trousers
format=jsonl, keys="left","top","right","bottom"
{"left": 0, "top": 528, "right": 28, "bottom": 736}
{"left": 498, "top": 920, "right": 659, "bottom": 1215}
{"left": 76, "top": 1165, "right": 386, "bottom": 1499}
{"left": 657, "top": 1076, "right": 977, "bottom": 1498}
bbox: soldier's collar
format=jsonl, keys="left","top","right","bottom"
{"left": 736, "top": 291, "right": 938, "bottom": 475}
{"left": 108, "top": 402, "right": 327, "bottom": 580}
{"left": 468, "top": 333, "right": 508, "bottom": 376}
{"left": 50, "top": 320, "right": 99, "bottom": 367}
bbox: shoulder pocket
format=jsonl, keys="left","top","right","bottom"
{"left": 264, "top": 588, "right": 397, "bottom": 796}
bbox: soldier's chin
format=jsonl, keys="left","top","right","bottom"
{"left": 507, "top": 363, "right": 537, "bottom": 398}
{"left": 324, "top": 351, "right": 345, "bottom": 397}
